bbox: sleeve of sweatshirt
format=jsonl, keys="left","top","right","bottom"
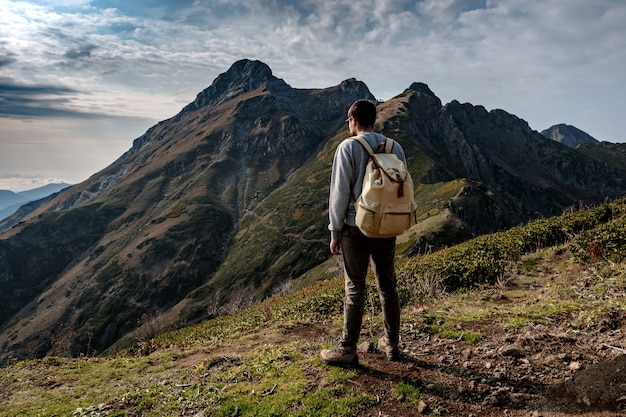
{"left": 328, "top": 141, "right": 353, "bottom": 240}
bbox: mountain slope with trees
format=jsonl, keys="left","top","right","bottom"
{"left": 0, "top": 59, "right": 625, "bottom": 361}
{"left": 1, "top": 199, "right": 625, "bottom": 416}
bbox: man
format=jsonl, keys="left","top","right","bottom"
{"left": 320, "top": 99, "right": 404, "bottom": 366}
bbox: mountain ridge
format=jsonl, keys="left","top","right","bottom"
{"left": 0, "top": 183, "right": 72, "bottom": 223}
{"left": 1, "top": 59, "right": 625, "bottom": 360}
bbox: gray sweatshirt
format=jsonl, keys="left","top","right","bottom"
{"left": 328, "top": 131, "right": 407, "bottom": 240}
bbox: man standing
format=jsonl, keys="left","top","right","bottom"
{"left": 320, "top": 100, "right": 405, "bottom": 366}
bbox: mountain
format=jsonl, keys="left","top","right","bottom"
{"left": 1, "top": 59, "right": 625, "bottom": 361}
{"left": 0, "top": 190, "right": 27, "bottom": 212}
{"left": 0, "top": 183, "right": 71, "bottom": 222}
{"left": 541, "top": 123, "right": 599, "bottom": 148}
{"left": 17, "top": 183, "right": 72, "bottom": 201}
{"left": 540, "top": 124, "right": 626, "bottom": 172}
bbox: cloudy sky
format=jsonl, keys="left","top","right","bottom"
{"left": 1, "top": 0, "right": 624, "bottom": 191}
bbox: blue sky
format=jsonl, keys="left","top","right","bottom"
{"left": 0, "top": 0, "right": 624, "bottom": 191}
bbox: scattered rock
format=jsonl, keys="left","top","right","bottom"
{"left": 358, "top": 341, "right": 373, "bottom": 353}
{"left": 463, "top": 348, "right": 474, "bottom": 360}
{"left": 569, "top": 361, "right": 581, "bottom": 371}
{"left": 509, "top": 392, "right": 525, "bottom": 404}
{"left": 417, "top": 399, "right": 429, "bottom": 414}
{"left": 482, "top": 393, "right": 500, "bottom": 406}
{"left": 498, "top": 345, "right": 525, "bottom": 358}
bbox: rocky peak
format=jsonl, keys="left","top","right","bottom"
{"left": 401, "top": 82, "right": 442, "bottom": 119}
{"left": 183, "top": 59, "right": 289, "bottom": 112}
{"left": 408, "top": 82, "right": 438, "bottom": 98}
{"left": 123, "top": 60, "right": 291, "bottom": 158}
{"left": 337, "top": 78, "right": 371, "bottom": 95}
{"left": 541, "top": 124, "right": 599, "bottom": 148}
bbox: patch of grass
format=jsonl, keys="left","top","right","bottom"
{"left": 0, "top": 340, "right": 375, "bottom": 417}
{"left": 328, "top": 365, "right": 361, "bottom": 383}
{"left": 180, "top": 343, "right": 373, "bottom": 417}
{"left": 506, "top": 316, "right": 528, "bottom": 330}
{"left": 166, "top": 203, "right": 186, "bottom": 218}
{"left": 436, "top": 328, "right": 484, "bottom": 343}
{"left": 414, "top": 179, "right": 468, "bottom": 218}
{"left": 460, "top": 330, "right": 484, "bottom": 344}
{"left": 396, "top": 379, "right": 422, "bottom": 407}
{"left": 297, "top": 386, "right": 376, "bottom": 417}
{"left": 521, "top": 256, "right": 541, "bottom": 272}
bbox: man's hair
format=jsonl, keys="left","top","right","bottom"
{"left": 348, "top": 100, "right": 376, "bottom": 127}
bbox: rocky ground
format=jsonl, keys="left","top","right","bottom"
{"left": 349, "top": 318, "right": 626, "bottom": 416}
{"left": 3, "top": 249, "right": 625, "bottom": 417}
{"left": 337, "top": 253, "right": 626, "bottom": 417}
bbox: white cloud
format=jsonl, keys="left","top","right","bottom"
{"left": 0, "top": 0, "right": 624, "bottom": 191}
{"left": 0, "top": 175, "right": 69, "bottom": 192}
{"left": 0, "top": 116, "right": 152, "bottom": 182}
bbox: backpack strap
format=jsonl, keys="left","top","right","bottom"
{"left": 350, "top": 136, "right": 399, "bottom": 203}
{"left": 352, "top": 136, "right": 374, "bottom": 156}
{"left": 384, "top": 138, "right": 395, "bottom": 154}
{"left": 353, "top": 136, "right": 395, "bottom": 155}
{"left": 350, "top": 137, "right": 374, "bottom": 204}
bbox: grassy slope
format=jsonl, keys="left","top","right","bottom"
{"left": 1, "top": 199, "right": 625, "bottom": 417}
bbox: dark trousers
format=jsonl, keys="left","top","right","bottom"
{"left": 340, "top": 225, "right": 400, "bottom": 348}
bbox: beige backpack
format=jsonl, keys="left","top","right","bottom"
{"left": 353, "top": 136, "right": 417, "bottom": 238}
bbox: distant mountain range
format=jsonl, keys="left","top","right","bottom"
{"left": 0, "top": 183, "right": 71, "bottom": 221}
{"left": 1, "top": 59, "right": 624, "bottom": 361}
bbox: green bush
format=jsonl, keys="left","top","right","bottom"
{"left": 570, "top": 218, "right": 626, "bottom": 263}
{"left": 400, "top": 199, "right": 626, "bottom": 293}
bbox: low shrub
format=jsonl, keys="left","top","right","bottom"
{"left": 400, "top": 199, "right": 626, "bottom": 294}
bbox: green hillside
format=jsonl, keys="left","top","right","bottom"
{"left": 1, "top": 199, "right": 625, "bottom": 416}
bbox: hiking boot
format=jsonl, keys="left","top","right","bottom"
{"left": 377, "top": 337, "right": 400, "bottom": 361}
{"left": 320, "top": 344, "right": 358, "bottom": 367}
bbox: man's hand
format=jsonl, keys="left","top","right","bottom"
{"left": 330, "top": 238, "right": 342, "bottom": 256}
